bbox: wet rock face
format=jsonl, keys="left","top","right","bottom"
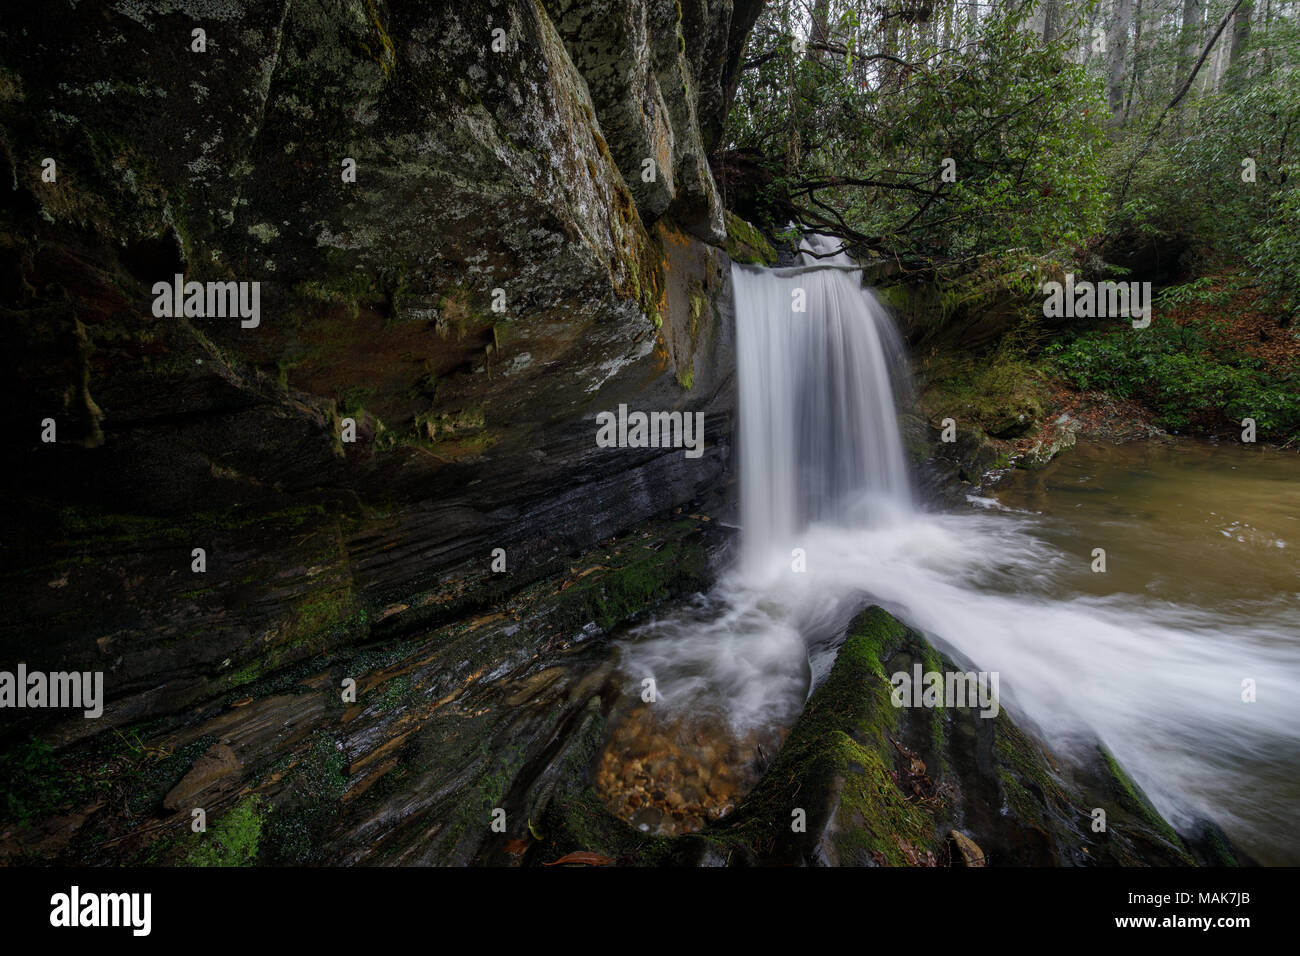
{"left": 541, "top": 0, "right": 727, "bottom": 241}
{"left": 0, "top": 1, "right": 758, "bottom": 736}
{"left": 0, "top": 514, "right": 727, "bottom": 866}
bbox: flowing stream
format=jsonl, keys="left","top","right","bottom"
{"left": 597, "top": 237, "right": 1300, "bottom": 863}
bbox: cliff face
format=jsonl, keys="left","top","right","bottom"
{"left": 0, "top": 1, "right": 761, "bottom": 742}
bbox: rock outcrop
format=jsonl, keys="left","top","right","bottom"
{"left": 0, "top": 0, "right": 756, "bottom": 741}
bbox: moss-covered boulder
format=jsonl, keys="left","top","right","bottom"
{"left": 723, "top": 211, "right": 776, "bottom": 266}
{"left": 531, "top": 606, "right": 1228, "bottom": 866}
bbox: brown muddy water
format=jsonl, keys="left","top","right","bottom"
{"left": 990, "top": 438, "right": 1299, "bottom": 607}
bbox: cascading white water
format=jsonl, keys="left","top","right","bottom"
{"left": 612, "top": 236, "right": 1300, "bottom": 859}
{"left": 735, "top": 235, "right": 914, "bottom": 571}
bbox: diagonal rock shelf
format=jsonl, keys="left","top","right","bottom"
{"left": 3, "top": 563, "right": 1240, "bottom": 867}
{"left": 1, "top": 511, "right": 726, "bottom": 865}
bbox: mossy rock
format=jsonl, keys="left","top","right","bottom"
{"left": 533, "top": 606, "right": 1222, "bottom": 867}
{"left": 723, "top": 211, "right": 777, "bottom": 266}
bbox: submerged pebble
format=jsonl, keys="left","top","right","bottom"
{"left": 594, "top": 705, "right": 787, "bottom": 835}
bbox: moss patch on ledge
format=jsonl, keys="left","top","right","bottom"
{"left": 723, "top": 211, "right": 777, "bottom": 266}
{"left": 559, "top": 524, "right": 711, "bottom": 631}
{"left": 1098, "top": 744, "right": 1186, "bottom": 851}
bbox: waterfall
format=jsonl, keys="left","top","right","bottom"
{"left": 608, "top": 234, "right": 1300, "bottom": 859}
{"left": 734, "top": 234, "right": 913, "bottom": 571}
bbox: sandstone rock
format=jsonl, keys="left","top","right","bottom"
{"left": 950, "top": 829, "right": 986, "bottom": 867}
{"left": 163, "top": 744, "right": 243, "bottom": 813}
{"left": 1021, "top": 414, "right": 1081, "bottom": 469}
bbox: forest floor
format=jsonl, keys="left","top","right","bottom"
{"left": 1189, "top": 281, "right": 1300, "bottom": 375}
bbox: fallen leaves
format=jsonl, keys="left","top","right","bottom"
{"left": 890, "top": 736, "right": 947, "bottom": 811}
{"left": 949, "top": 829, "right": 988, "bottom": 867}
{"left": 895, "top": 835, "right": 938, "bottom": 867}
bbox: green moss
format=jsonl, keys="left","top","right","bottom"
{"left": 1099, "top": 745, "right": 1185, "bottom": 849}
{"left": 136, "top": 832, "right": 182, "bottom": 865}
{"left": 992, "top": 716, "right": 1064, "bottom": 831}
{"left": 413, "top": 405, "right": 486, "bottom": 442}
{"left": 221, "top": 596, "right": 368, "bottom": 697}
{"left": 290, "top": 586, "right": 355, "bottom": 643}
{"left": 695, "top": 606, "right": 940, "bottom": 864}
{"left": 563, "top": 529, "right": 708, "bottom": 630}
{"left": 824, "top": 733, "right": 939, "bottom": 865}
{"left": 335, "top": 638, "right": 420, "bottom": 680}
{"left": 687, "top": 282, "right": 706, "bottom": 345}
{"left": 723, "top": 211, "right": 777, "bottom": 266}
{"left": 294, "top": 271, "right": 381, "bottom": 318}
{"left": 917, "top": 336, "right": 1050, "bottom": 436}
{"left": 0, "top": 737, "right": 85, "bottom": 825}
{"left": 541, "top": 784, "right": 680, "bottom": 864}
{"left": 359, "top": 0, "right": 397, "bottom": 77}
{"left": 1190, "top": 820, "right": 1240, "bottom": 867}
{"left": 337, "top": 385, "right": 376, "bottom": 416}
{"left": 371, "top": 674, "right": 414, "bottom": 714}
{"left": 184, "top": 795, "right": 265, "bottom": 866}
{"left": 265, "top": 732, "right": 347, "bottom": 864}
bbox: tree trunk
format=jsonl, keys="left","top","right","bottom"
{"left": 1107, "top": 0, "right": 1133, "bottom": 123}
{"left": 1177, "top": 0, "right": 1203, "bottom": 91}
{"left": 811, "top": 0, "right": 832, "bottom": 47}
{"left": 882, "top": 5, "right": 902, "bottom": 88}
{"left": 1124, "top": 0, "right": 1143, "bottom": 122}
{"left": 1043, "top": 0, "right": 1061, "bottom": 44}
{"left": 1227, "top": 1, "right": 1254, "bottom": 89}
